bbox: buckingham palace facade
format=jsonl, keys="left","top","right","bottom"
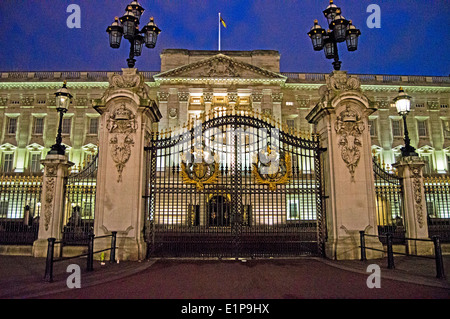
{"left": 0, "top": 49, "right": 449, "bottom": 259}
{"left": 1, "top": 49, "right": 449, "bottom": 176}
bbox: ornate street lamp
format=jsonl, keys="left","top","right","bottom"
{"left": 49, "top": 82, "right": 73, "bottom": 155}
{"left": 106, "top": 1, "right": 161, "bottom": 68}
{"left": 393, "top": 87, "right": 418, "bottom": 157}
{"left": 308, "top": 0, "right": 361, "bottom": 71}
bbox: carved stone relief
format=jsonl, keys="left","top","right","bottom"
{"left": 102, "top": 68, "right": 150, "bottom": 101}
{"left": 204, "top": 58, "right": 240, "bottom": 77}
{"left": 411, "top": 166, "right": 424, "bottom": 228}
{"left": 335, "top": 106, "right": 365, "bottom": 182}
{"left": 106, "top": 103, "right": 138, "bottom": 182}
{"left": 43, "top": 163, "right": 58, "bottom": 231}
{"left": 43, "top": 177, "right": 55, "bottom": 231}
{"left": 168, "top": 108, "right": 178, "bottom": 119}
{"left": 157, "top": 91, "right": 170, "bottom": 102}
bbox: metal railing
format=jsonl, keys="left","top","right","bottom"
{"left": 63, "top": 154, "right": 98, "bottom": 245}
{"left": 44, "top": 231, "right": 117, "bottom": 283}
{"left": 359, "top": 231, "right": 445, "bottom": 279}
{"left": 372, "top": 158, "right": 405, "bottom": 243}
{"left": 0, "top": 175, "right": 42, "bottom": 245}
{"left": 424, "top": 175, "right": 450, "bottom": 242}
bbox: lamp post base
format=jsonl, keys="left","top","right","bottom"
{"left": 48, "top": 143, "right": 66, "bottom": 156}
{"left": 127, "top": 58, "right": 136, "bottom": 68}
{"left": 401, "top": 145, "right": 418, "bottom": 157}
{"left": 332, "top": 60, "right": 342, "bottom": 71}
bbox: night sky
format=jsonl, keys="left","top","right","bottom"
{"left": 0, "top": 0, "right": 449, "bottom": 76}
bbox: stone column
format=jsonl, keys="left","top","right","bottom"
{"left": 393, "top": 157, "right": 433, "bottom": 255}
{"left": 157, "top": 91, "right": 169, "bottom": 130}
{"left": 33, "top": 154, "right": 73, "bottom": 257}
{"left": 203, "top": 92, "right": 213, "bottom": 115}
{"left": 271, "top": 92, "right": 283, "bottom": 122}
{"left": 92, "top": 68, "right": 161, "bottom": 261}
{"left": 228, "top": 92, "right": 238, "bottom": 111}
{"left": 178, "top": 91, "right": 190, "bottom": 126}
{"left": 306, "top": 71, "right": 384, "bottom": 260}
{"left": 251, "top": 92, "right": 263, "bottom": 113}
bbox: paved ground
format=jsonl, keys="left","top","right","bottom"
{"left": 0, "top": 254, "right": 449, "bottom": 301}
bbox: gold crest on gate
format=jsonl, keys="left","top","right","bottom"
{"left": 180, "top": 144, "right": 220, "bottom": 191}
{"left": 252, "top": 146, "right": 292, "bottom": 191}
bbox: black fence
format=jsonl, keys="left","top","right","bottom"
{"left": 44, "top": 231, "right": 117, "bottom": 282}
{"left": 424, "top": 176, "right": 450, "bottom": 242}
{"left": 359, "top": 231, "right": 445, "bottom": 279}
{"left": 372, "top": 158, "right": 405, "bottom": 242}
{"left": 63, "top": 155, "right": 98, "bottom": 245}
{"left": 0, "top": 175, "right": 42, "bottom": 245}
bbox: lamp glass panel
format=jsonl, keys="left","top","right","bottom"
{"left": 395, "top": 99, "right": 411, "bottom": 114}
{"left": 346, "top": 33, "right": 358, "bottom": 51}
{"left": 110, "top": 31, "right": 122, "bottom": 48}
{"left": 145, "top": 31, "right": 158, "bottom": 48}
{"left": 312, "top": 34, "right": 324, "bottom": 51}
{"left": 123, "top": 20, "right": 136, "bottom": 38}
{"left": 334, "top": 24, "right": 347, "bottom": 42}
{"left": 324, "top": 41, "right": 335, "bottom": 59}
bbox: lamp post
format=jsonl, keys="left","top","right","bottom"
{"left": 49, "top": 82, "right": 72, "bottom": 155}
{"left": 106, "top": 1, "right": 161, "bottom": 68}
{"left": 394, "top": 87, "right": 418, "bottom": 157}
{"left": 307, "top": 0, "right": 361, "bottom": 71}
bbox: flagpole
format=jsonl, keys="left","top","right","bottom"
{"left": 218, "top": 12, "right": 221, "bottom": 51}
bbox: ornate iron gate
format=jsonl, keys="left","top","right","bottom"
{"left": 144, "top": 112, "right": 325, "bottom": 258}
{"left": 62, "top": 154, "right": 98, "bottom": 245}
{"left": 373, "top": 158, "right": 405, "bottom": 243}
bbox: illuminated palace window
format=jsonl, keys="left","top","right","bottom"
{"left": 417, "top": 120, "right": 428, "bottom": 137}
{"left": 33, "top": 117, "right": 44, "bottom": 135}
{"left": 29, "top": 153, "right": 42, "bottom": 173}
{"left": 287, "top": 196, "right": 316, "bottom": 221}
{"left": 7, "top": 117, "right": 17, "bottom": 135}
{"left": 88, "top": 117, "right": 99, "bottom": 135}
{"left": 391, "top": 119, "right": 403, "bottom": 137}
{"left": 2, "top": 153, "right": 14, "bottom": 173}
{"left": 62, "top": 118, "right": 72, "bottom": 135}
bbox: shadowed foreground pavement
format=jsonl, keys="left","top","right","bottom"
{"left": 0, "top": 256, "right": 449, "bottom": 302}
{"left": 31, "top": 258, "right": 450, "bottom": 299}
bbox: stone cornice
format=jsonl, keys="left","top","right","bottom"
{"left": 0, "top": 82, "right": 109, "bottom": 90}
{"left": 154, "top": 77, "right": 286, "bottom": 86}
{"left": 283, "top": 83, "right": 450, "bottom": 94}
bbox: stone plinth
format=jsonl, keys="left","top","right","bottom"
{"left": 33, "top": 154, "right": 73, "bottom": 258}
{"left": 307, "top": 71, "right": 384, "bottom": 260}
{"left": 393, "top": 156, "right": 434, "bottom": 255}
{"left": 93, "top": 68, "right": 161, "bottom": 261}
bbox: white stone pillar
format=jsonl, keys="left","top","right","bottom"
{"left": 251, "top": 92, "right": 263, "bottom": 113}
{"left": 178, "top": 92, "right": 190, "bottom": 126}
{"left": 92, "top": 68, "right": 161, "bottom": 261}
{"left": 307, "top": 71, "right": 384, "bottom": 260}
{"left": 33, "top": 154, "right": 73, "bottom": 257}
{"left": 393, "top": 157, "right": 433, "bottom": 255}
{"left": 203, "top": 92, "right": 213, "bottom": 115}
{"left": 271, "top": 92, "right": 283, "bottom": 122}
{"left": 157, "top": 91, "right": 169, "bottom": 130}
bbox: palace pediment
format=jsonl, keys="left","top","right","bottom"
{"left": 154, "top": 54, "right": 286, "bottom": 84}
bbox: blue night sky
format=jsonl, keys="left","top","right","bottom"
{"left": 0, "top": 0, "right": 449, "bottom": 76}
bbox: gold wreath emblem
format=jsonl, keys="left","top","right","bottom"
{"left": 252, "top": 148, "right": 292, "bottom": 191}
{"left": 180, "top": 151, "right": 220, "bottom": 191}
